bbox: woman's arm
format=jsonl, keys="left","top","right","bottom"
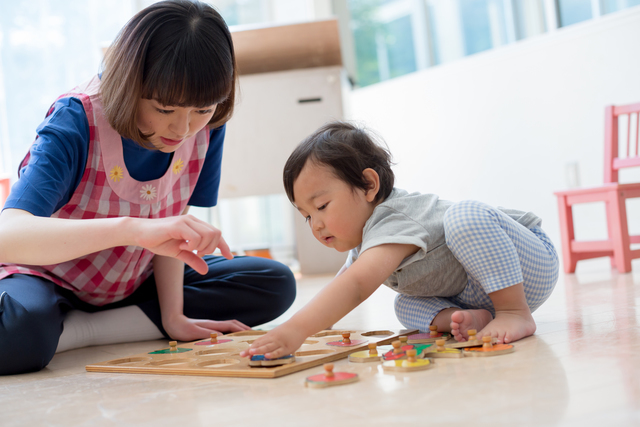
{"left": 0, "top": 207, "right": 231, "bottom": 274}
{"left": 241, "top": 243, "right": 419, "bottom": 359}
{"left": 152, "top": 206, "right": 250, "bottom": 341}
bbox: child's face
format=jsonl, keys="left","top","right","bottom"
{"left": 293, "top": 161, "right": 378, "bottom": 252}
{"left": 137, "top": 98, "right": 217, "bottom": 153}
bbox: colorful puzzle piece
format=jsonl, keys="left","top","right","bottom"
{"left": 149, "top": 341, "right": 192, "bottom": 354}
{"left": 348, "top": 343, "right": 382, "bottom": 363}
{"left": 249, "top": 354, "right": 295, "bottom": 367}
{"left": 382, "top": 349, "right": 433, "bottom": 372}
{"left": 407, "top": 325, "right": 452, "bottom": 344}
{"left": 305, "top": 363, "right": 359, "bottom": 388}
{"left": 382, "top": 339, "right": 432, "bottom": 361}
{"left": 423, "top": 339, "right": 464, "bottom": 358}
{"left": 463, "top": 336, "right": 515, "bottom": 357}
{"left": 326, "top": 332, "right": 367, "bottom": 347}
{"left": 194, "top": 333, "right": 233, "bottom": 346}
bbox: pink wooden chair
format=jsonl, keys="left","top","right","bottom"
{"left": 0, "top": 175, "right": 10, "bottom": 209}
{"left": 554, "top": 103, "right": 640, "bottom": 273}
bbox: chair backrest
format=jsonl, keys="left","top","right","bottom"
{"left": 604, "top": 102, "right": 640, "bottom": 183}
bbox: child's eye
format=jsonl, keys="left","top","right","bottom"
{"left": 156, "top": 108, "right": 173, "bottom": 115}
{"left": 197, "top": 109, "right": 213, "bottom": 114}
{"left": 304, "top": 215, "right": 311, "bottom": 223}
{"left": 318, "top": 203, "right": 327, "bottom": 211}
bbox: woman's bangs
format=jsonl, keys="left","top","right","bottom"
{"left": 141, "top": 55, "right": 232, "bottom": 108}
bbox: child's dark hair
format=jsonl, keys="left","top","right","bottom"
{"left": 284, "top": 121, "right": 395, "bottom": 204}
{"left": 101, "top": 0, "right": 236, "bottom": 145}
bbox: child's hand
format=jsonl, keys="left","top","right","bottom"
{"left": 133, "top": 215, "right": 233, "bottom": 274}
{"left": 239, "top": 325, "right": 307, "bottom": 359}
{"left": 163, "top": 314, "right": 251, "bottom": 342}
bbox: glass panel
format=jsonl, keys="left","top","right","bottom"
{"left": 460, "top": 0, "right": 508, "bottom": 55}
{"left": 513, "top": 0, "right": 547, "bottom": 40}
{"left": 601, "top": 0, "right": 640, "bottom": 14}
{"left": 557, "top": 0, "right": 593, "bottom": 27}
{"left": 351, "top": 0, "right": 385, "bottom": 87}
{"left": 0, "top": 0, "right": 134, "bottom": 178}
{"left": 385, "top": 15, "right": 417, "bottom": 79}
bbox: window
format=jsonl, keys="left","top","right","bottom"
{"left": 557, "top": 0, "right": 593, "bottom": 26}
{"left": 347, "top": 0, "right": 640, "bottom": 87}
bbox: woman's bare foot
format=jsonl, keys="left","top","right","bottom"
{"left": 450, "top": 309, "right": 493, "bottom": 342}
{"left": 477, "top": 309, "right": 536, "bottom": 344}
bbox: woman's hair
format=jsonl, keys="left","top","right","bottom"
{"left": 101, "top": 0, "right": 236, "bottom": 145}
{"left": 283, "top": 121, "right": 395, "bottom": 204}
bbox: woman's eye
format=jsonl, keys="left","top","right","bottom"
{"left": 304, "top": 216, "right": 311, "bottom": 223}
{"left": 318, "top": 204, "right": 327, "bottom": 211}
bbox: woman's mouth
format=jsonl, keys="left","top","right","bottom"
{"left": 160, "top": 137, "right": 183, "bottom": 146}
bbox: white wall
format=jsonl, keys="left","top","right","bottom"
{"left": 345, "top": 7, "right": 640, "bottom": 264}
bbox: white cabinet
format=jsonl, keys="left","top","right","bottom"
{"left": 219, "top": 56, "right": 350, "bottom": 274}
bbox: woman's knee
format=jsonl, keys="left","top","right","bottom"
{"left": 0, "top": 292, "right": 61, "bottom": 375}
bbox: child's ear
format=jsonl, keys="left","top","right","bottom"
{"left": 362, "top": 168, "right": 380, "bottom": 202}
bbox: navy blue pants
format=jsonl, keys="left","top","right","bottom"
{"left": 0, "top": 255, "right": 296, "bottom": 375}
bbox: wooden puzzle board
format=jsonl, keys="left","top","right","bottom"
{"left": 85, "top": 329, "right": 417, "bottom": 379}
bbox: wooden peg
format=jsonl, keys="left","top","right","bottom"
{"left": 436, "top": 339, "right": 446, "bottom": 352}
{"left": 429, "top": 325, "right": 438, "bottom": 337}
{"left": 169, "top": 341, "right": 178, "bottom": 352}
{"left": 324, "top": 363, "right": 335, "bottom": 378}
{"left": 341, "top": 332, "right": 351, "bottom": 344}
{"left": 210, "top": 332, "right": 218, "bottom": 344}
{"left": 468, "top": 329, "right": 477, "bottom": 342}
{"left": 392, "top": 340, "right": 403, "bottom": 354}
{"left": 482, "top": 335, "right": 493, "bottom": 349}
{"left": 368, "top": 342, "right": 378, "bottom": 355}
{"left": 406, "top": 349, "right": 417, "bottom": 363}
{"left": 399, "top": 336, "right": 408, "bottom": 345}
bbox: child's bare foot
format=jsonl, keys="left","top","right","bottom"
{"left": 450, "top": 309, "right": 493, "bottom": 342}
{"left": 477, "top": 310, "right": 536, "bottom": 344}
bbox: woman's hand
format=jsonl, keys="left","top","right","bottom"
{"left": 134, "top": 215, "right": 232, "bottom": 274}
{"left": 163, "top": 314, "right": 251, "bottom": 342}
{"left": 239, "top": 324, "right": 307, "bottom": 359}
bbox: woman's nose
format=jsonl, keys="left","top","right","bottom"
{"left": 170, "top": 113, "right": 189, "bottom": 137}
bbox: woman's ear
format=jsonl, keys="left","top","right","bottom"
{"left": 362, "top": 168, "right": 380, "bottom": 202}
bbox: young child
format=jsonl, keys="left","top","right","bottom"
{"left": 242, "top": 121, "right": 559, "bottom": 360}
{"left": 0, "top": 0, "right": 295, "bottom": 375}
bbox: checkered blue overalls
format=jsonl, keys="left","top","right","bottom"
{"left": 394, "top": 200, "right": 559, "bottom": 331}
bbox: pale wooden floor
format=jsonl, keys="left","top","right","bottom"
{"left": 1, "top": 258, "right": 639, "bottom": 427}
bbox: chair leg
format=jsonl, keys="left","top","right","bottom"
{"left": 556, "top": 195, "right": 578, "bottom": 273}
{"left": 607, "top": 192, "right": 632, "bottom": 273}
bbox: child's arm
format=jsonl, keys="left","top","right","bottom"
{"left": 240, "top": 243, "right": 419, "bottom": 359}
{"left": 0, "top": 207, "right": 226, "bottom": 275}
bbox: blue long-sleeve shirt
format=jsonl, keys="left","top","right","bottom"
{"left": 5, "top": 96, "right": 224, "bottom": 216}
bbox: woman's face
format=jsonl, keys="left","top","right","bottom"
{"left": 137, "top": 98, "right": 217, "bottom": 152}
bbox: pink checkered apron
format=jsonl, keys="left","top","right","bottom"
{"left": 0, "top": 75, "right": 209, "bottom": 305}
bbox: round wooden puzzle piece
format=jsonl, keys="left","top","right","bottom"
{"left": 407, "top": 325, "right": 452, "bottom": 344}
{"left": 423, "top": 339, "right": 464, "bottom": 358}
{"left": 249, "top": 354, "right": 296, "bottom": 367}
{"left": 445, "top": 329, "right": 498, "bottom": 349}
{"left": 305, "top": 363, "right": 359, "bottom": 388}
{"left": 382, "top": 350, "right": 433, "bottom": 372}
{"left": 194, "top": 333, "right": 234, "bottom": 346}
{"left": 326, "top": 332, "right": 367, "bottom": 347}
{"left": 382, "top": 340, "right": 432, "bottom": 361}
{"left": 149, "top": 341, "right": 193, "bottom": 354}
{"left": 462, "top": 336, "right": 515, "bottom": 357}
{"left": 348, "top": 343, "right": 382, "bottom": 363}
